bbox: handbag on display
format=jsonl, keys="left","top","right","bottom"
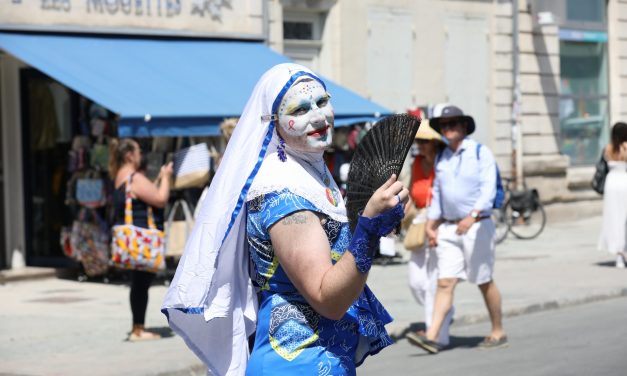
{"left": 70, "top": 208, "right": 110, "bottom": 277}
{"left": 379, "top": 234, "right": 397, "bottom": 257}
{"left": 403, "top": 208, "right": 427, "bottom": 252}
{"left": 591, "top": 153, "right": 608, "bottom": 194}
{"left": 60, "top": 226, "right": 78, "bottom": 260}
{"left": 110, "top": 175, "right": 166, "bottom": 272}
{"left": 76, "top": 174, "right": 107, "bottom": 208}
{"left": 165, "top": 199, "right": 194, "bottom": 257}
{"left": 173, "top": 143, "right": 210, "bottom": 190}
{"left": 90, "top": 118, "right": 108, "bottom": 137}
{"left": 90, "top": 142, "right": 110, "bottom": 171}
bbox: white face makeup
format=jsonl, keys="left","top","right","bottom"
{"left": 277, "top": 78, "right": 334, "bottom": 153}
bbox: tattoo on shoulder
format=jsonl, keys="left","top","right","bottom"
{"left": 282, "top": 212, "right": 308, "bottom": 225}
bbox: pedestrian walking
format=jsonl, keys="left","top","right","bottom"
{"left": 598, "top": 122, "right": 627, "bottom": 268}
{"left": 162, "top": 63, "right": 408, "bottom": 375}
{"left": 407, "top": 104, "right": 507, "bottom": 354}
{"left": 109, "top": 138, "right": 173, "bottom": 342}
{"left": 404, "top": 120, "right": 455, "bottom": 348}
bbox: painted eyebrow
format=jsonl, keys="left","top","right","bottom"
{"left": 315, "top": 93, "right": 331, "bottom": 102}
{"left": 285, "top": 99, "right": 310, "bottom": 114}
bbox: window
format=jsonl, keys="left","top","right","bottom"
{"left": 283, "top": 21, "right": 314, "bottom": 40}
{"left": 566, "top": 0, "right": 606, "bottom": 23}
{"left": 559, "top": 41, "right": 608, "bottom": 165}
{"left": 282, "top": 11, "right": 325, "bottom": 71}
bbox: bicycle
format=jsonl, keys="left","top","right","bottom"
{"left": 493, "top": 177, "right": 547, "bottom": 244}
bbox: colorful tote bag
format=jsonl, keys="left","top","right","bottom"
{"left": 110, "top": 175, "right": 165, "bottom": 272}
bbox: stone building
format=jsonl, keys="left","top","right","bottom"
{"left": 269, "top": 0, "right": 625, "bottom": 218}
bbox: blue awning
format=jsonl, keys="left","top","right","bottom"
{"left": 0, "top": 32, "right": 390, "bottom": 137}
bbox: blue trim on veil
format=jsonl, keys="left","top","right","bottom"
{"left": 220, "top": 71, "right": 326, "bottom": 245}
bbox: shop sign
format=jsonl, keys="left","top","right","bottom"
{"left": 1, "top": 0, "right": 263, "bottom": 38}
{"left": 559, "top": 29, "right": 608, "bottom": 43}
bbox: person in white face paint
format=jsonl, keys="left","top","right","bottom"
{"left": 162, "top": 64, "right": 408, "bottom": 375}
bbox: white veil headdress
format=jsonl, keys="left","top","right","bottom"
{"left": 161, "top": 63, "right": 334, "bottom": 375}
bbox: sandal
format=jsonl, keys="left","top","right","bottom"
{"left": 406, "top": 332, "right": 441, "bottom": 354}
{"left": 478, "top": 335, "right": 508, "bottom": 349}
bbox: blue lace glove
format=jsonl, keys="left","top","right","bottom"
{"left": 348, "top": 200, "right": 405, "bottom": 273}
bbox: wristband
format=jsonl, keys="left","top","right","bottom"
{"left": 348, "top": 201, "right": 405, "bottom": 273}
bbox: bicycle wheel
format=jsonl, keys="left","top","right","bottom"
{"left": 506, "top": 198, "right": 546, "bottom": 239}
{"left": 492, "top": 206, "right": 509, "bottom": 244}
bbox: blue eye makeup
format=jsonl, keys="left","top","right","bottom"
{"left": 289, "top": 100, "right": 311, "bottom": 116}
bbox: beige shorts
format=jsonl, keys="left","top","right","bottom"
{"left": 435, "top": 219, "right": 496, "bottom": 284}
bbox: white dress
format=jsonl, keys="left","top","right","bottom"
{"left": 598, "top": 160, "right": 627, "bottom": 254}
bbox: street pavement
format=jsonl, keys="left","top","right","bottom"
{"left": 361, "top": 295, "right": 627, "bottom": 376}
{"left": 1, "top": 215, "right": 626, "bottom": 375}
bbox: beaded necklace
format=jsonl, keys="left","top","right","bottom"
{"left": 301, "top": 158, "right": 331, "bottom": 187}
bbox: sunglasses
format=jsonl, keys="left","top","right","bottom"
{"left": 416, "top": 139, "right": 430, "bottom": 144}
{"left": 439, "top": 120, "right": 465, "bottom": 129}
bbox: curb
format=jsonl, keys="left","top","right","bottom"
{"left": 0, "top": 267, "right": 57, "bottom": 284}
{"left": 387, "top": 287, "right": 627, "bottom": 340}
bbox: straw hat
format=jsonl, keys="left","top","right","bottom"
{"left": 415, "top": 120, "right": 443, "bottom": 142}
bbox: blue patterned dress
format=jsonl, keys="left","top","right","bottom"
{"left": 245, "top": 189, "right": 393, "bottom": 375}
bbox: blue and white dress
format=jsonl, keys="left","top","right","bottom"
{"left": 245, "top": 186, "right": 393, "bottom": 375}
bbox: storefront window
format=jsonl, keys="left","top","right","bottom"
{"left": 559, "top": 41, "right": 608, "bottom": 165}
{"left": 566, "top": 0, "right": 606, "bottom": 23}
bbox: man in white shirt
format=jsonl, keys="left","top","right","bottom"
{"left": 407, "top": 104, "right": 507, "bottom": 354}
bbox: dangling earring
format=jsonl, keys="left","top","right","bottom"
{"left": 277, "top": 133, "right": 287, "bottom": 162}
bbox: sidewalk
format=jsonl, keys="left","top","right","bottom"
{"left": 371, "top": 214, "right": 627, "bottom": 336}
{"left": 1, "top": 215, "right": 626, "bottom": 375}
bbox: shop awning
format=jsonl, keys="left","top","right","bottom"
{"left": 0, "top": 32, "right": 390, "bottom": 137}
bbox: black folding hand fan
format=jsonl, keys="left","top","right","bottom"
{"left": 345, "top": 114, "right": 421, "bottom": 231}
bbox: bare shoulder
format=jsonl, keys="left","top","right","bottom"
{"left": 603, "top": 144, "right": 612, "bottom": 160}
{"left": 131, "top": 172, "right": 151, "bottom": 185}
{"left": 621, "top": 142, "right": 627, "bottom": 161}
{"left": 129, "top": 172, "right": 155, "bottom": 193}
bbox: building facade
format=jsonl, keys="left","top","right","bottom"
{"left": 2, "top": 0, "right": 625, "bottom": 269}
{"left": 269, "top": 0, "right": 626, "bottom": 218}
{"left": 0, "top": 0, "right": 388, "bottom": 270}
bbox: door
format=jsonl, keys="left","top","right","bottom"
{"left": 444, "top": 14, "right": 491, "bottom": 145}
{"left": 367, "top": 6, "right": 414, "bottom": 112}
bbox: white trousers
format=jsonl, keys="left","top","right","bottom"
{"left": 408, "top": 247, "right": 454, "bottom": 346}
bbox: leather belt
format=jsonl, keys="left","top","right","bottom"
{"left": 443, "top": 216, "right": 490, "bottom": 224}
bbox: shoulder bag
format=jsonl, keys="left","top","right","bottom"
{"left": 591, "top": 153, "right": 608, "bottom": 195}
{"left": 110, "top": 175, "right": 166, "bottom": 272}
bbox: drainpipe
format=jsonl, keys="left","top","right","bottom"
{"left": 511, "top": 0, "right": 523, "bottom": 190}
{"left": 262, "top": 0, "right": 270, "bottom": 46}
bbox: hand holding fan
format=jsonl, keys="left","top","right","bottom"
{"left": 345, "top": 114, "right": 421, "bottom": 231}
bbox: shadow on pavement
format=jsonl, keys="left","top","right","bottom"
{"left": 447, "top": 335, "right": 485, "bottom": 349}
{"left": 149, "top": 326, "right": 175, "bottom": 338}
{"left": 596, "top": 261, "right": 619, "bottom": 268}
{"left": 390, "top": 321, "right": 427, "bottom": 342}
